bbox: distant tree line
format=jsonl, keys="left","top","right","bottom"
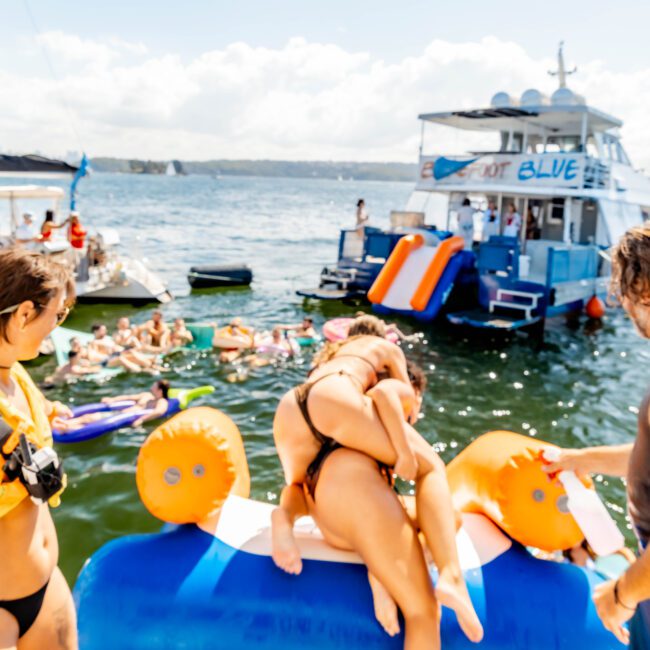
{"left": 90, "top": 157, "right": 417, "bottom": 182}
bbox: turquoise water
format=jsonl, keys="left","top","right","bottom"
{"left": 4, "top": 173, "right": 647, "bottom": 585}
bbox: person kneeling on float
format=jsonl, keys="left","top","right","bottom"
{"left": 53, "top": 381, "right": 171, "bottom": 433}
{"left": 272, "top": 314, "right": 483, "bottom": 644}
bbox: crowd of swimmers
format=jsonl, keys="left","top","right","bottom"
{"left": 45, "top": 312, "right": 319, "bottom": 385}
{"left": 4, "top": 221, "right": 650, "bottom": 649}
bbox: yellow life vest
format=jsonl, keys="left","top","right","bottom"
{"left": 0, "top": 363, "right": 65, "bottom": 517}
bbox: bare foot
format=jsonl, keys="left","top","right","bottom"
{"left": 271, "top": 508, "right": 302, "bottom": 575}
{"left": 436, "top": 568, "right": 483, "bottom": 643}
{"left": 368, "top": 572, "right": 400, "bottom": 637}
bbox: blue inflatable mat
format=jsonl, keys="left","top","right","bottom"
{"left": 74, "top": 499, "right": 626, "bottom": 650}
{"left": 53, "top": 385, "right": 214, "bottom": 443}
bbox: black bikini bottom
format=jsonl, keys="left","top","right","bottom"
{"left": 0, "top": 580, "right": 49, "bottom": 638}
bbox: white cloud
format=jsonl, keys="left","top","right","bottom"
{"left": 1, "top": 33, "right": 649, "bottom": 171}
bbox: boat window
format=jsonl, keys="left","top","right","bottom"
{"left": 586, "top": 135, "right": 598, "bottom": 158}
{"left": 545, "top": 136, "right": 581, "bottom": 153}
{"left": 601, "top": 134, "right": 628, "bottom": 162}
{"left": 540, "top": 199, "right": 565, "bottom": 241}
{"left": 499, "top": 132, "right": 523, "bottom": 153}
{"left": 615, "top": 141, "right": 631, "bottom": 165}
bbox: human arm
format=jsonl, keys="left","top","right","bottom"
{"left": 71, "top": 364, "right": 102, "bottom": 375}
{"left": 45, "top": 399, "right": 73, "bottom": 420}
{"left": 367, "top": 380, "right": 417, "bottom": 481}
{"left": 101, "top": 392, "right": 144, "bottom": 404}
{"left": 592, "top": 545, "right": 650, "bottom": 645}
{"left": 382, "top": 343, "right": 411, "bottom": 385}
{"left": 542, "top": 444, "right": 633, "bottom": 479}
{"left": 133, "top": 399, "right": 169, "bottom": 428}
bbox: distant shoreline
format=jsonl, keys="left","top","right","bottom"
{"left": 90, "top": 157, "right": 418, "bottom": 182}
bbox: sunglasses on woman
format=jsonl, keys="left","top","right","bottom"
{"left": 0, "top": 302, "right": 70, "bottom": 327}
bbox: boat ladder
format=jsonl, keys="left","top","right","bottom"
{"left": 320, "top": 267, "right": 358, "bottom": 289}
{"left": 489, "top": 289, "right": 544, "bottom": 321}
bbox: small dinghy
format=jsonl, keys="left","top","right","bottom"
{"left": 188, "top": 264, "right": 253, "bottom": 289}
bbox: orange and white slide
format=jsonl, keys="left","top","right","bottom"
{"left": 368, "top": 234, "right": 465, "bottom": 312}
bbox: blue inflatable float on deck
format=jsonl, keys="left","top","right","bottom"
{"left": 74, "top": 496, "right": 625, "bottom": 650}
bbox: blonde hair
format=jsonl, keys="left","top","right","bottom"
{"left": 347, "top": 314, "right": 386, "bottom": 338}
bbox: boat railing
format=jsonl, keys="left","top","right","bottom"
{"left": 545, "top": 244, "right": 598, "bottom": 286}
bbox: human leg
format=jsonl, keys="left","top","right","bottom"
{"left": 18, "top": 567, "right": 77, "bottom": 650}
{"left": 312, "top": 448, "right": 439, "bottom": 650}
{"left": 0, "top": 607, "right": 18, "bottom": 650}
{"left": 271, "top": 484, "right": 308, "bottom": 575}
{"left": 306, "top": 383, "right": 483, "bottom": 642}
{"left": 406, "top": 432, "right": 482, "bottom": 643}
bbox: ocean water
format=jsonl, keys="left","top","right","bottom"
{"left": 2, "top": 173, "right": 647, "bottom": 585}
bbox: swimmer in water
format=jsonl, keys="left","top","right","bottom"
{"left": 170, "top": 318, "right": 193, "bottom": 348}
{"left": 52, "top": 381, "right": 171, "bottom": 432}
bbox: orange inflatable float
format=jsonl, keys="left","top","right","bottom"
{"left": 447, "top": 430, "right": 593, "bottom": 551}
{"left": 136, "top": 407, "right": 250, "bottom": 524}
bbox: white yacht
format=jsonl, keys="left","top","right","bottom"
{"left": 299, "top": 45, "right": 650, "bottom": 339}
{"left": 408, "top": 43, "right": 650, "bottom": 249}
{"left": 0, "top": 160, "right": 172, "bottom": 305}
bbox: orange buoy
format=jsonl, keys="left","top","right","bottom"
{"left": 136, "top": 407, "right": 250, "bottom": 524}
{"left": 447, "top": 430, "right": 593, "bottom": 551}
{"left": 585, "top": 295, "right": 606, "bottom": 319}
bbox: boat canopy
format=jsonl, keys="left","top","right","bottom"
{"left": 0, "top": 154, "right": 78, "bottom": 178}
{"left": 0, "top": 185, "right": 65, "bottom": 200}
{"left": 418, "top": 104, "right": 622, "bottom": 137}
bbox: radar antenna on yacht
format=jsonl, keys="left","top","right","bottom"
{"left": 548, "top": 41, "right": 577, "bottom": 88}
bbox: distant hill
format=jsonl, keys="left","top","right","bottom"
{"left": 90, "top": 157, "right": 417, "bottom": 182}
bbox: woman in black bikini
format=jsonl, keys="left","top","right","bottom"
{"left": 0, "top": 248, "right": 77, "bottom": 650}
{"left": 272, "top": 315, "right": 482, "bottom": 647}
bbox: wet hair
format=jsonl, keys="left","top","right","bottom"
{"left": 611, "top": 223, "right": 650, "bottom": 304}
{"left": 44, "top": 210, "right": 55, "bottom": 223}
{"left": 91, "top": 323, "right": 104, "bottom": 333}
{"left": 406, "top": 360, "right": 427, "bottom": 394}
{"left": 0, "top": 248, "right": 75, "bottom": 343}
{"left": 312, "top": 315, "right": 387, "bottom": 367}
{"left": 155, "top": 379, "right": 170, "bottom": 399}
{"left": 462, "top": 198, "right": 471, "bottom": 206}
{"left": 68, "top": 350, "right": 79, "bottom": 361}
{"left": 348, "top": 315, "right": 386, "bottom": 338}
{"left": 357, "top": 199, "right": 365, "bottom": 207}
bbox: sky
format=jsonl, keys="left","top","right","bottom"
{"left": 1, "top": 0, "right": 650, "bottom": 166}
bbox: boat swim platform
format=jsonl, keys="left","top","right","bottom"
{"left": 447, "top": 308, "right": 543, "bottom": 331}
{"left": 296, "top": 287, "right": 367, "bottom": 301}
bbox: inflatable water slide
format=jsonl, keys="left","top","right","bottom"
{"left": 368, "top": 234, "right": 472, "bottom": 321}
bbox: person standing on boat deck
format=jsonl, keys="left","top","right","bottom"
{"left": 503, "top": 203, "right": 522, "bottom": 238}
{"left": 40, "top": 211, "right": 69, "bottom": 243}
{"left": 0, "top": 248, "right": 78, "bottom": 650}
{"left": 542, "top": 223, "right": 650, "bottom": 648}
{"left": 356, "top": 199, "right": 369, "bottom": 235}
{"left": 14, "top": 213, "right": 40, "bottom": 250}
{"left": 481, "top": 201, "right": 500, "bottom": 242}
{"left": 456, "top": 198, "right": 476, "bottom": 250}
{"left": 67, "top": 212, "right": 86, "bottom": 250}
